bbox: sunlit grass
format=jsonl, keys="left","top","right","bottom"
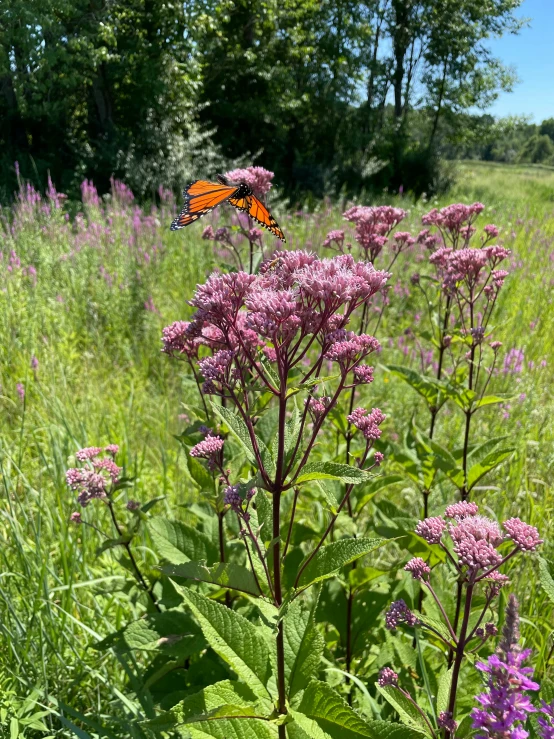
{"left": 1, "top": 168, "right": 554, "bottom": 733}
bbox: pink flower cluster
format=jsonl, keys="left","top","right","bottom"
{"left": 322, "top": 230, "right": 346, "bottom": 250}
{"left": 422, "top": 202, "right": 484, "bottom": 241}
{"left": 224, "top": 166, "right": 274, "bottom": 197}
{"left": 342, "top": 205, "right": 407, "bottom": 262}
{"left": 161, "top": 321, "right": 199, "bottom": 358}
{"left": 415, "top": 503, "right": 541, "bottom": 575}
{"left": 66, "top": 445, "right": 122, "bottom": 507}
{"left": 385, "top": 599, "right": 419, "bottom": 630}
{"left": 181, "top": 251, "right": 389, "bottom": 394}
{"left": 190, "top": 434, "right": 224, "bottom": 469}
{"left": 347, "top": 407, "right": 386, "bottom": 440}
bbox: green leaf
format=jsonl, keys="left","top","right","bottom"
{"left": 94, "top": 610, "right": 205, "bottom": 659}
{"left": 211, "top": 402, "right": 256, "bottom": 463}
{"left": 188, "top": 454, "right": 216, "bottom": 494}
{"left": 297, "top": 538, "right": 386, "bottom": 589}
{"left": 473, "top": 395, "right": 507, "bottom": 409}
{"left": 413, "top": 612, "right": 454, "bottom": 645}
{"left": 255, "top": 488, "right": 273, "bottom": 544}
{"left": 376, "top": 685, "right": 431, "bottom": 735}
{"left": 355, "top": 476, "right": 403, "bottom": 514}
{"left": 140, "top": 496, "right": 166, "bottom": 514}
{"left": 385, "top": 365, "right": 441, "bottom": 406}
{"left": 365, "top": 722, "right": 427, "bottom": 739}
{"left": 162, "top": 561, "right": 263, "bottom": 597}
{"left": 95, "top": 534, "right": 131, "bottom": 555}
{"left": 284, "top": 600, "right": 324, "bottom": 702}
{"left": 436, "top": 667, "right": 453, "bottom": 716}
{"left": 467, "top": 448, "right": 514, "bottom": 490}
{"left": 186, "top": 717, "right": 278, "bottom": 738}
{"left": 297, "top": 681, "right": 375, "bottom": 738}
{"left": 143, "top": 680, "right": 271, "bottom": 732}
{"left": 296, "top": 462, "right": 371, "bottom": 486}
{"left": 539, "top": 557, "right": 554, "bottom": 605}
{"left": 177, "top": 586, "right": 274, "bottom": 699}
{"left": 149, "top": 517, "right": 219, "bottom": 565}
{"left": 211, "top": 401, "right": 275, "bottom": 475}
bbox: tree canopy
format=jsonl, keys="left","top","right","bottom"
{"left": 0, "top": 0, "right": 525, "bottom": 200}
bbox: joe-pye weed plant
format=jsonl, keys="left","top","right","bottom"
{"left": 65, "top": 201, "right": 546, "bottom": 739}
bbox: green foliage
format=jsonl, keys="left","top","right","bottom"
{"left": 0, "top": 0, "right": 526, "bottom": 198}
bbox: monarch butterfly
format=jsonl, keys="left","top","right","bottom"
{"left": 170, "top": 175, "right": 286, "bottom": 242}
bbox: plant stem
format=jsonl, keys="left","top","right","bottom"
{"left": 275, "top": 390, "right": 288, "bottom": 734}
{"left": 218, "top": 511, "right": 231, "bottom": 608}
{"left": 446, "top": 581, "right": 474, "bottom": 737}
{"left": 107, "top": 500, "right": 160, "bottom": 612}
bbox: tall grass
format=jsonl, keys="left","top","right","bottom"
{"left": 1, "top": 165, "right": 553, "bottom": 734}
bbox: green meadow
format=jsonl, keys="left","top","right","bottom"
{"left": 1, "top": 162, "right": 554, "bottom": 734}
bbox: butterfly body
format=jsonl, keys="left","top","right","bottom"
{"left": 170, "top": 177, "right": 285, "bottom": 242}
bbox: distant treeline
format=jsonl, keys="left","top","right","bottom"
{"left": 451, "top": 115, "right": 554, "bottom": 167}
{"left": 1, "top": 0, "right": 526, "bottom": 201}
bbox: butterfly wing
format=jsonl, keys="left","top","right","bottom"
{"left": 228, "top": 194, "right": 286, "bottom": 243}
{"left": 170, "top": 180, "right": 236, "bottom": 231}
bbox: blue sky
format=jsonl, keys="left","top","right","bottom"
{"left": 487, "top": 0, "right": 554, "bottom": 121}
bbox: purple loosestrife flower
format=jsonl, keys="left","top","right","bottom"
{"left": 126, "top": 500, "right": 140, "bottom": 511}
{"left": 471, "top": 595, "right": 539, "bottom": 739}
{"left": 16, "top": 383, "right": 25, "bottom": 401}
{"left": 70, "top": 511, "right": 82, "bottom": 524}
{"left": 538, "top": 702, "right": 554, "bottom": 738}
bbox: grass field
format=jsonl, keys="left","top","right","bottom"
{"left": 1, "top": 163, "right": 554, "bottom": 735}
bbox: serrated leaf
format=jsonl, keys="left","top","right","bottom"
{"left": 436, "top": 667, "right": 453, "bottom": 716}
{"left": 254, "top": 489, "right": 273, "bottom": 545}
{"left": 187, "top": 717, "right": 277, "bottom": 738}
{"left": 539, "top": 557, "right": 554, "bottom": 604}
{"left": 366, "top": 721, "right": 427, "bottom": 738}
{"left": 94, "top": 610, "right": 205, "bottom": 659}
{"left": 149, "top": 517, "right": 219, "bottom": 565}
{"left": 210, "top": 402, "right": 256, "bottom": 463}
{"left": 297, "top": 538, "right": 386, "bottom": 589}
{"left": 284, "top": 600, "right": 324, "bottom": 701}
{"left": 297, "top": 681, "right": 374, "bottom": 738}
{"left": 413, "top": 611, "right": 454, "bottom": 645}
{"left": 162, "top": 561, "right": 263, "bottom": 597}
{"left": 296, "top": 462, "right": 371, "bottom": 486}
{"left": 376, "top": 685, "right": 431, "bottom": 735}
{"left": 467, "top": 448, "right": 514, "bottom": 490}
{"left": 177, "top": 586, "right": 273, "bottom": 699}
{"left": 188, "top": 455, "right": 216, "bottom": 493}
{"left": 143, "top": 680, "right": 269, "bottom": 732}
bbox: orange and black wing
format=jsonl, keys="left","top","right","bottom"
{"left": 170, "top": 180, "right": 237, "bottom": 231}
{"left": 228, "top": 194, "right": 286, "bottom": 243}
